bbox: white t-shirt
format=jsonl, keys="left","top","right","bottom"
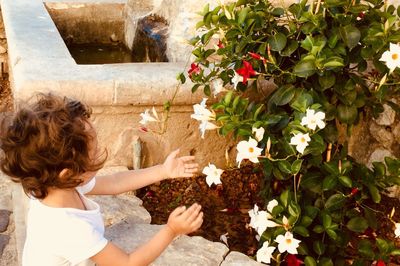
{"left": 22, "top": 178, "right": 108, "bottom": 266}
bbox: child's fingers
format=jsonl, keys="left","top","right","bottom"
{"left": 180, "top": 156, "right": 196, "bottom": 162}
{"left": 184, "top": 163, "right": 199, "bottom": 169}
{"left": 186, "top": 204, "right": 202, "bottom": 223}
{"left": 181, "top": 203, "right": 199, "bottom": 219}
{"left": 191, "top": 212, "right": 203, "bottom": 230}
{"left": 170, "top": 205, "right": 186, "bottom": 217}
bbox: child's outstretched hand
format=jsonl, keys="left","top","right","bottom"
{"left": 166, "top": 203, "right": 203, "bottom": 236}
{"left": 162, "top": 149, "right": 199, "bottom": 179}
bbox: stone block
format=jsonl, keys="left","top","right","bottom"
{"left": 367, "top": 148, "right": 394, "bottom": 168}
{"left": 369, "top": 122, "right": 394, "bottom": 149}
{"left": 105, "top": 223, "right": 229, "bottom": 265}
{"left": 221, "top": 251, "right": 262, "bottom": 266}
{"left": 0, "top": 210, "right": 11, "bottom": 232}
{"left": 374, "top": 104, "right": 396, "bottom": 126}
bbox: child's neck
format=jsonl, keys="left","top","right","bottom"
{"left": 41, "top": 188, "right": 86, "bottom": 210}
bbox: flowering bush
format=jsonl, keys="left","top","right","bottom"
{"left": 176, "top": 0, "right": 400, "bottom": 264}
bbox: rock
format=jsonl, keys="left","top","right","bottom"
{"left": 374, "top": 104, "right": 396, "bottom": 126}
{"left": 0, "top": 45, "right": 6, "bottom": 54}
{"left": 0, "top": 210, "right": 11, "bottom": 232}
{"left": 89, "top": 194, "right": 151, "bottom": 226}
{"left": 221, "top": 251, "right": 263, "bottom": 266}
{"left": 367, "top": 148, "right": 394, "bottom": 169}
{"left": 0, "top": 234, "right": 10, "bottom": 257}
{"left": 105, "top": 223, "right": 229, "bottom": 265}
{"left": 393, "top": 123, "right": 400, "bottom": 144}
{"left": 369, "top": 122, "right": 394, "bottom": 148}
{"left": 110, "top": 33, "right": 118, "bottom": 42}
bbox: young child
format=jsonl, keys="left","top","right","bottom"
{"left": 0, "top": 93, "right": 203, "bottom": 266}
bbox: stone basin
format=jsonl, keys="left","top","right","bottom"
{"left": 1, "top": 0, "right": 236, "bottom": 169}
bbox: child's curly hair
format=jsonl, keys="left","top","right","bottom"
{"left": 0, "top": 93, "right": 107, "bottom": 199}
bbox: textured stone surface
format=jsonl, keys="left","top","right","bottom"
{"left": 221, "top": 251, "right": 262, "bottom": 266}
{"left": 0, "top": 234, "right": 10, "bottom": 258}
{"left": 89, "top": 194, "right": 151, "bottom": 226}
{"left": 0, "top": 210, "right": 11, "bottom": 232}
{"left": 369, "top": 122, "right": 394, "bottom": 149}
{"left": 367, "top": 148, "right": 394, "bottom": 168}
{"left": 374, "top": 104, "right": 396, "bottom": 126}
{"left": 105, "top": 223, "right": 229, "bottom": 265}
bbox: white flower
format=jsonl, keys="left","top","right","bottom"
{"left": 252, "top": 127, "right": 265, "bottom": 142}
{"left": 290, "top": 133, "right": 311, "bottom": 154}
{"left": 212, "top": 79, "right": 226, "bottom": 96}
{"left": 139, "top": 108, "right": 159, "bottom": 125}
{"left": 236, "top": 137, "right": 263, "bottom": 167}
{"left": 267, "top": 199, "right": 278, "bottom": 213}
{"left": 199, "top": 120, "right": 219, "bottom": 139}
{"left": 202, "top": 163, "right": 223, "bottom": 186}
{"left": 248, "top": 205, "right": 279, "bottom": 236}
{"left": 300, "top": 109, "right": 326, "bottom": 130}
{"left": 275, "top": 231, "right": 301, "bottom": 254}
{"left": 256, "top": 241, "right": 276, "bottom": 264}
{"left": 231, "top": 72, "right": 243, "bottom": 89}
{"left": 395, "top": 223, "right": 400, "bottom": 238}
{"left": 380, "top": 43, "right": 400, "bottom": 73}
{"left": 191, "top": 98, "right": 215, "bottom": 122}
{"left": 282, "top": 216, "right": 290, "bottom": 230}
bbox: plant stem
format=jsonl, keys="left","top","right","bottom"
{"left": 293, "top": 174, "right": 298, "bottom": 203}
{"left": 326, "top": 143, "right": 332, "bottom": 162}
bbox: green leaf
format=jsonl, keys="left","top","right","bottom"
{"left": 191, "top": 84, "right": 201, "bottom": 93}
{"left": 313, "top": 240, "right": 325, "bottom": 255}
{"left": 318, "top": 73, "right": 336, "bottom": 90}
{"left": 177, "top": 72, "right": 186, "bottom": 84}
{"left": 204, "top": 84, "right": 211, "bottom": 96}
{"left": 322, "top": 213, "right": 332, "bottom": 228}
{"left": 376, "top": 238, "right": 389, "bottom": 253}
{"left": 280, "top": 189, "right": 290, "bottom": 207}
{"left": 337, "top": 104, "right": 358, "bottom": 124}
{"left": 294, "top": 226, "right": 310, "bottom": 237}
{"left": 338, "top": 176, "right": 352, "bottom": 188}
{"left": 347, "top": 217, "right": 368, "bottom": 233}
{"left": 305, "top": 206, "right": 319, "bottom": 219}
{"left": 300, "top": 215, "right": 313, "bottom": 227}
{"left": 237, "top": 7, "right": 250, "bottom": 24}
{"left": 326, "top": 229, "right": 337, "bottom": 240}
{"left": 269, "top": 85, "right": 296, "bottom": 106}
{"left": 223, "top": 90, "right": 234, "bottom": 105}
{"left": 367, "top": 185, "right": 381, "bottom": 203}
{"left": 293, "top": 59, "right": 316, "bottom": 77}
{"left": 340, "top": 25, "right": 361, "bottom": 50}
{"left": 358, "top": 239, "right": 374, "bottom": 259}
{"left": 304, "top": 256, "right": 317, "bottom": 266}
{"left": 281, "top": 40, "right": 299, "bottom": 56}
{"left": 278, "top": 161, "right": 292, "bottom": 174}
{"left": 291, "top": 159, "right": 303, "bottom": 175}
{"left": 290, "top": 92, "right": 313, "bottom": 113}
{"left": 324, "top": 193, "right": 346, "bottom": 211}
{"left": 319, "top": 258, "right": 334, "bottom": 266}
{"left": 289, "top": 201, "right": 301, "bottom": 217}
{"left": 313, "top": 225, "right": 324, "bottom": 233}
{"left": 322, "top": 176, "right": 337, "bottom": 190}
{"left": 267, "top": 32, "right": 287, "bottom": 51}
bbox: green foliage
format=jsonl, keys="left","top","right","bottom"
{"left": 182, "top": 0, "right": 400, "bottom": 263}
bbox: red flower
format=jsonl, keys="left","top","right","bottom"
{"left": 286, "top": 254, "right": 303, "bottom": 266}
{"left": 357, "top": 11, "right": 365, "bottom": 20}
{"left": 236, "top": 60, "right": 256, "bottom": 84}
{"left": 248, "top": 52, "right": 267, "bottom": 63}
{"left": 217, "top": 40, "right": 224, "bottom": 49}
{"left": 350, "top": 187, "right": 359, "bottom": 196}
{"left": 188, "top": 63, "right": 201, "bottom": 77}
{"left": 376, "top": 260, "right": 386, "bottom": 266}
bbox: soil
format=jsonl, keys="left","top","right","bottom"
{"left": 137, "top": 162, "right": 400, "bottom": 264}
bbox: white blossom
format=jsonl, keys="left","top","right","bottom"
{"left": 256, "top": 241, "right": 276, "bottom": 264}
{"left": 231, "top": 72, "right": 243, "bottom": 89}
{"left": 301, "top": 109, "right": 326, "bottom": 130}
{"left": 212, "top": 79, "right": 226, "bottom": 96}
{"left": 202, "top": 163, "right": 223, "bottom": 186}
{"left": 252, "top": 127, "right": 265, "bottom": 142}
{"left": 236, "top": 137, "right": 263, "bottom": 167}
{"left": 248, "top": 205, "right": 279, "bottom": 236}
{"left": 275, "top": 231, "right": 301, "bottom": 254}
{"left": 266, "top": 199, "right": 278, "bottom": 213}
{"left": 139, "top": 109, "right": 159, "bottom": 125}
{"left": 290, "top": 133, "right": 311, "bottom": 154}
{"left": 191, "top": 98, "right": 215, "bottom": 122}
{"left": 395, "top": 223, "right": 400, "bottom": 238}
{"left": 380, "top": 43, "right": 400, "bottom": 73}
{"left": 199, "top": 120, "right": 219, "bottom": 139}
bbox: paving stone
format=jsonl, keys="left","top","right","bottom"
{"left": 0, "top": 234, "right": 10, "bottom": 258}
{"left": 221, "top": 251, "right": 263, "bottom": 266}
{"left": 105, "top": 223, "right": 229, "bottom": 265}
{"left": 0, "top": 210, "right": 11, "bottom": 232}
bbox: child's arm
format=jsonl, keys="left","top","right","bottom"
{"left": 88, "top": 149, "right": 198, "bottom": 195}
{"left": 91, "top": 203, "right": 203, "bottom": 266}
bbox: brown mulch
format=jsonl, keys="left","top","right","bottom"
{"left": 137, "top": 163, "right": 400, "bottom": 263}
